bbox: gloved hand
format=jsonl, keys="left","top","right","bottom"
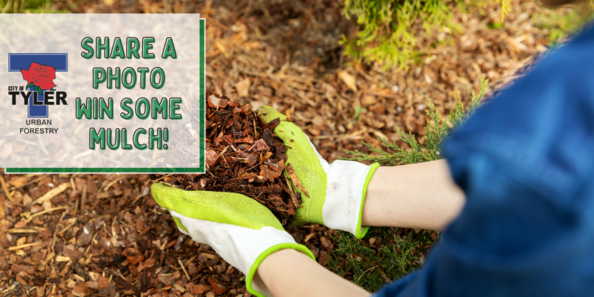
{"left": 258, "top": 106, "right": 379, "bottom": 239}
{"left": 151, "top": 183, "right": 315, "bottom": 297}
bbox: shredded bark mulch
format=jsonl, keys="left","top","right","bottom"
{"left": 0, "top": 0, "right": 572, "bottom": 296}
{"left": 153, "top": 90, "right": 302, "bottom": 227}
{"left": 0, "top": 170, "right": 337, "bottom": 297}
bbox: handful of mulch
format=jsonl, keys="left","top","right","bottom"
{"left": 153, "top": 91, "right": 303, "bottom": 226}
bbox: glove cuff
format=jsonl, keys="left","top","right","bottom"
{"left": 246, "top": 243, "right": 316, "bottom": 297}
{"left": 323, "top": 161, "right": 380, "bottom": 239}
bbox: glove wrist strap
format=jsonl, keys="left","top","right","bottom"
{"left": 323, "top": 161, "right": 380, "bottom": 239}
{"left": 247, "top": 243, "right": 316, "bottom": 297}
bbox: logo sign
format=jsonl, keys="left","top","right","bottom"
{"left": 8, "top": 53, "right": 68, "bottom": 119}
{"left": 0, "top": 14, "right": 205, "bottom": 174}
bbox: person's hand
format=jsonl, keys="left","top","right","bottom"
{"left": 258, "top": 106, "right": 379, "bottom": 239}
{"left": 151, "top": 183, "right": 315, "bottom": 297}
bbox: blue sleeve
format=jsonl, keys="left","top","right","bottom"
{"left": 374, "top": 24, "right": 594, "bottom": 297}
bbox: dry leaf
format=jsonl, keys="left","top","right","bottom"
{"left": 9, "top": 176, "right": 28, "bottom": 188}
{"left": 16, "top": 236, "right": 26, "bottom": 246}
{"left": 235, "top": 78, "right": 251, "bottom": 97}
{"left": 338, "top": 70, "right": 357, "bottom": 91}
{"left": 253, "top": 139, "right": 270, "bottom": 152}
{"left": 193, "top": 284, "right": 212, "bottom": 294}
{"left": 122, "top": 247, "right": 144, "bottom": 265}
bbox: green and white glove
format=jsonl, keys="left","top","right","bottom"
{"left": 258, "top": 106, "right": 380, "bottom": 239}
{"left": 151, "top": 183, "right": 315, "bottom": 297}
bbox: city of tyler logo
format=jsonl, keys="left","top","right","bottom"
{"left": 8, "top": 53, "right": 68, "bottom": 118}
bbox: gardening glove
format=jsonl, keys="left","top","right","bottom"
{"left": 151, "top": 183, "right": 315, "bottom": 297}
{"left": 258, "top": 106, "right": 379, "bottom": 239}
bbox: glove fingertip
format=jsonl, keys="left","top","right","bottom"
{"left": 150, "top": 183, "right": 172, "bottom": 209}
{"left": 257, "top": 105, "right": 287, "bottom": 123}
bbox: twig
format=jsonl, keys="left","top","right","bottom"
{"left": 178, "top": 259, "right": 191, "bottom": 280}
{"left": 101, "top": 176, "right": 126, "bottom": 192}
{"left": 0, "top": 175, "right": 14, "bottom": 203}
{"left": 285, "top": 163, "right": 309, "bottom": 196}
{"left": 7, "top": 229, "right": 40, "bottom": 233}
{"left": 58, "top": 218, "right": 78, "bottom": 235}
{"left": 184, "top": 255, "right": 197, "bottom": 266}
{"left": 85, "top": 232, "right": 99, "bottom": 255}
{"left": 253, "top": 116, "right": 258, "bottom": 138}
{"left": 80, "top": 185, "right": 87, "bottom": 215}
{"left": 33, "top": 183, "right": 70, "bottom": 204}
{"left": 215, "top": 145, "right": 230, "bottom": 162}
{"left": 70, "top": 174, "right": 77, "bottom": 191}
{"left": 356, "top": 265, "right": 377, "bottom": 282}
{"left": 45, "top": 211, "right": 67, "bottom": 266}
{"left": 8, "top": 242, "right": 41, "bottom": 251}
{"left": 25, "top": 206, "right": 67, "bottom": 223}
{"left": 1, "top": 284, "right": 16, "bottom": 294}
{"left": 285, "top": 177, "right": 300, "bottom": 209}
{"left": 131, "top": 193, "right": 146, "bottom": 205}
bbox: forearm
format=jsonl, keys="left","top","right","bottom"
{"left": 257, "top": 249, "right": 370, "bottom": 297}
{"left": 362, "top": 159, "right": 465, "bottom": 230}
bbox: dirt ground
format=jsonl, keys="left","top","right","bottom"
{"left": 0, "top": 0, "right": 571, "bottom": 296}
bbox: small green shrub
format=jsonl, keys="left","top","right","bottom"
{"left": 340, "top": 0, "right": 594, "bottom": 69}
{"left": 340, "top": 0, "right": 513, "bottom": 70}
{"left": 328, "top": 228, "right": 436, "bottom": 292}
{"left": 344, "top": 79, "right": 485, "bottom": 166}
{"left": 329, "top": 79, "right": 487, "bottom": 292}
{"left": 341, "top": 0, "right": 460, "bottom": 70}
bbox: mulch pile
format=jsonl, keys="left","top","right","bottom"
{"left": 0, "top": 171, "right": 336, "bottom": 297}
{"left": 154, "top": 90, "right": 304, "bottom": 227}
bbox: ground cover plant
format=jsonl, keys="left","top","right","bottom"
{"left": 327, "top": 79, "right": 486, "bottom": 292}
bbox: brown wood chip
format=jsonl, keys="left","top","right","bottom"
{"left": 285, "top": 163, "right": 309, "bottom": 197}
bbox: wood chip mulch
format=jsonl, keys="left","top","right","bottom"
{"left": 0, "top": 0, "right": 574, "bottom": 296}
{"left": 153, "top": 90, "right": 303, "bottom": 227}
{"left": 0, "top": 170, "right": 337, "bottom": 297}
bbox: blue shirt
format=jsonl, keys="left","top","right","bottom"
{"left": 374, "top": 24, "right": 594, "bottom": 296}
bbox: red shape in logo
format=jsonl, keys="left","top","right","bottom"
{"left": 21, "top": 62, "right": 57, "bottom": 91}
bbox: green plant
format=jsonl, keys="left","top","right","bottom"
{"left": 353, "top": 104, "right": 367, "bottom": 122}
{"left": 533, "top": 2, "right": 594, "bottom": 46}
{"left": 328, "top": 228, "right": 436, "bottom": 292}
{"left": 341, "top": 0, "right": 459, "bottom": 70}
{"left": 0, "top": 0, "right": 67, "bottom": 13}
{"left": 329, "top": 79, "right": 487, "bottom": 292}
{"left": 344, "top": 79, "right": 486, "bottom": 166}
{"left": 340, "top": 0, "right": 515, "bottom": 70}
{"left": 338, "top": 0, "right": 594, "bottom": 69}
